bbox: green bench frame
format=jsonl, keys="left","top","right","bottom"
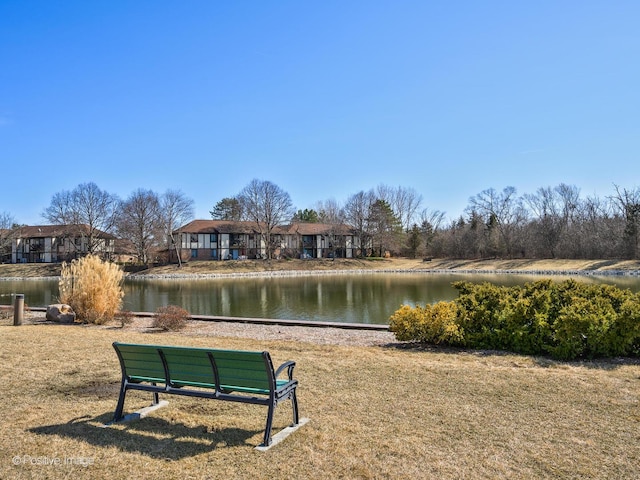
{"left": 111, "top": 342, "right": 300, "bottom": 447}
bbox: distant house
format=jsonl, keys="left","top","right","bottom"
{"left": 279, "top": 222, "right": 358, "bottom": 259}
{"left": 171, "top": 220, "right": 265, "bottom": 261}
{"left": 171, "top": 220, "right": 360, "bottom": 262}
{"left": 11, "top": 224, "right": 116, "bottom": 263}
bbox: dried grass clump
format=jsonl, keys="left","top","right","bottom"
{"left": 59, "top": 255, "right": 124, "bottom": 324}
{"left": 114, "top": 310, "right": 135, "bottom": 328}
{"left": 153, "top": 305, "right": 189, "bottom": 331}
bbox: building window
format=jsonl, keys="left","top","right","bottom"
{"left": 303, "top": 235, "right": 314, "bottom": 247}
{"left": 210, "top": 233, "right": 217, "bottom": 243}
{"left": 191, "top": 249, "right": 198, "bottom": 258}
{"left": 211, "top": 249, "right": 218, "bottom": 259}
{"left": 190, "top": 234, "right": 198, "bottom": 243}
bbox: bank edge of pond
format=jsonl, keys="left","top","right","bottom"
{"left": 127, "top": 268, "right": 640, "bottom": 280}
{"left": 15, "top": 306, "right": 390, "bottom": 331}
{"left": 1, "top": 267, "right": 640, "bottom": 282}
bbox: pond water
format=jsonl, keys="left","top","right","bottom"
{"left": 2, "top": 273, "right": 640, "bottom": 325}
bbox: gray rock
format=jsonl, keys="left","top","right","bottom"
{"left": 46, "top": 304, "right": 76, "bottom": 324}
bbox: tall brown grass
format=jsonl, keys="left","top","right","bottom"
{"left": 58, "top": 255, "right": 124, "bottom": 324}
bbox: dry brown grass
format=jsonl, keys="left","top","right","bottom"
{"left": 0, "top": 263, "right": 61, "bottom": 278}
{"left": 0, "top": 319, "right": 638, "bottom": 479}
{"left": 2, "top": 257, "right": 640, "bottom": 280}
{"left": 59, "top": 255, "right": 124, "bottom": 324}
{"left": 136, "top": 257, "right": 640, "bottom": 276}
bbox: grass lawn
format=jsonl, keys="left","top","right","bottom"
{"left": 1, "top": 320, "right": 639, "bottom": 479}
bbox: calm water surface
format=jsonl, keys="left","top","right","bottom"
{"left": 2, "top": 273, "right": 640, "bottom": 325}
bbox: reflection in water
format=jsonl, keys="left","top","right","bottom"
{"left": 2, "top": 273, "right": 639, "bottom": 325}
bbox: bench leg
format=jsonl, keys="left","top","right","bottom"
{"left": 263, "top": 402, "right": 276, "bottom": 447}
{"left": 113, "top": 380, "right": 128, "bottom": 422}
{"left": 114, "top": 382, "right": 160, "bottom": 422}
{"left": 262, "top": 389, "right": 300, "bottom": 446}
{"left": 290, "top": 389, "right": 300, "bottom": 427}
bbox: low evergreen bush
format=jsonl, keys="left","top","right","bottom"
{"left": 389, "top": 279, "right": 640, "bottom": 360}
{"left": 389, "top": 302, "right": 463, "bottom": 345}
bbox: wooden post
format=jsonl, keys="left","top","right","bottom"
{"left": 13, "top": 294, "right": 24, "bottom": 326}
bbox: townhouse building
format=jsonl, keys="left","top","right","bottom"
{"left": 9, "top": 225, "right": 116, "bottom": 263}
{"left": 171, "top": 220, "right": 360, "bottom": 262}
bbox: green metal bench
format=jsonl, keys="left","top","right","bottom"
{"left": 111, "top": 342, "right": 301, "bottom": 447}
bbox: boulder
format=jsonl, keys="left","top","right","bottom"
{"left": 46, "top": 304, "right": 76, "bottom": 324}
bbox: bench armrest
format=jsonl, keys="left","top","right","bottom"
{"left": 274, "top": 360, "right": 296, "bottom": 381}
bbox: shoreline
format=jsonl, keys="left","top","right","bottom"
{"left": 1, "top": 257, "right": 640, "bottom": 281}
{"left": 2, "top": 269, "right": 640, "bottom": 281}
{"left": 129, "top": 269, "right": 640, "bottom": 280}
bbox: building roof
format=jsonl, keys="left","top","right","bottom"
{"left": 177, "top": 220, "right": 354, "bottom": 236}
{"left": 281, "top": 222, "right": 355, "bottom": 236}
{"left": 176, "top": 220, "right": 260, "bottom": 235}
{"left": 15, "top": 224, "right": 117, "bottom": 240}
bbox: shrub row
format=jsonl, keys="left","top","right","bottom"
{"left": 389, "top": 279, "right": 640, "bottom": 360}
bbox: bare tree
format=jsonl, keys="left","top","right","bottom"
{"left": 375, "top": 185, "right": 423, "bottom": 232}
{"left": 0, "top": 211, "right": 16, "bottom": 229}
{"left": 419, "top": 207, "right": 445, "bottom": 257}
{"left": 238, "top": 179, "right": 294, "bottom": 260}
{"left": 116, "top": 189, "right": 162, "bottom": 264}
{"left": 467, "top": 186, "right": 528, "bottom": 257}
{"left": 315, "top": 198, "right": 344, "bottom": 224}
{"left": 394, "top": 186, "right": 423, "bottom": 232}
{"left": 0, "top": 211, "right": 17, "bottom": 262}
{"left": 611, "top": 185, "right": 640, "bottom": 259}
{"left": 42, "top": 182, "right": 119, "bottom": 254}
{"left": 343, "top": 190, "right": 376, "bottom": 257}
{"left": 524, "top": 184, "right": 579, "bottom": 258}
{"left": 572, "top": 194, "right": 619, "bottom": 258}
{"left": 160, "top": 189, "right": 194, "bottom": 266}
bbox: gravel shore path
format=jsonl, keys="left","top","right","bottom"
{"left": 14, "top": 311, "right": 396, "bottom": 348}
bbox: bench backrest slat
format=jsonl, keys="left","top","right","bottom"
{"left": 161, "top": 348, "right": 217, "bottom": 388}
{"left": 113, "top": 343, "right": 276, "bottom": 394}
{"left": 115, "top": 344, "right": 166, "bottom": 383}
{"left": 215, "top": 353, "right": 272, "bottom": 392}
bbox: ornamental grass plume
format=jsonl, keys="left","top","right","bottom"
{"left": 59, "top": 255, "right": 124, "bottom": 324}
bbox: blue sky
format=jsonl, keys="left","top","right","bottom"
{"left": 2, "top": 1, "right": 639, "bottom": 226}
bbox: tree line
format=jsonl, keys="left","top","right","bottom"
{"left": 1, "top": 180, "right": 639, "bottom": 263}
{"left": 212, "top": 181, "right": 640, "bottom": 261}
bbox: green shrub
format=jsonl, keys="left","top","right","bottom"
{"left": 455, "top": 282, "right": 507, "bottom": 349}
{"left": 152, "top": 305, "right": 189, "bottom": 331}
{"left": 59, "top": 255, "right": 124, "bottom": 324}
{"left": 389, "top": 302, "right": 463, "bottom": 345}
{"left": 616, "top": 296, "right": 640, "bottom": 356}
{"left": 390, "top": 279, "right": 640, "bottom": 360}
